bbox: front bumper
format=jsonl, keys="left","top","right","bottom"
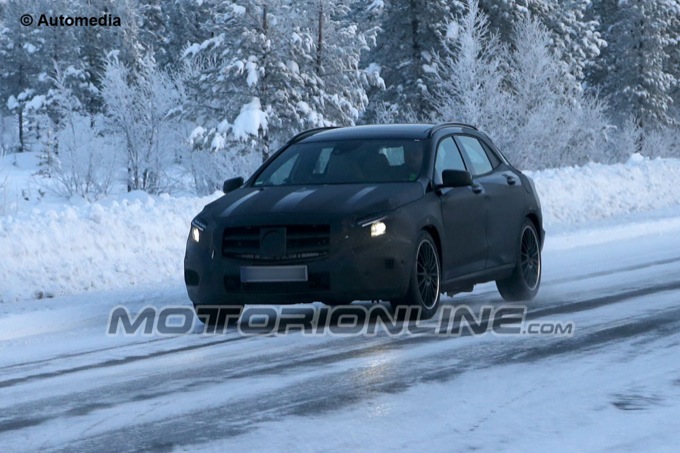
{"left": 184, "top": 222, "right": 413, "bottom": 306}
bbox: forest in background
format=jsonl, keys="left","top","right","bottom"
{"left": 1, "top": 0, "right": 680, "bottom": 198}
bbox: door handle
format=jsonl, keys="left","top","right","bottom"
{"left": 471, "top": 184, "right": 483, "bottom": 194}
{"left": 506, "top": 175, "right": 517, "bottom": 185}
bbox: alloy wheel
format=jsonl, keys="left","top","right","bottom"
{"left": 416, "top": 239, "right": 440, "bottom": 310}
{"left": 520, "top": 226, "right": 541, "bottom": 290}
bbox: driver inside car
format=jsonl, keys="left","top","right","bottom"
{"left": 402, "top": 141, "right": 424, "bottom": 181}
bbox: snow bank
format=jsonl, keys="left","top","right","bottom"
{"left": 529, "top": 154, "right": 680, "bottom": 227}
{"left": 0, "top": 192, "right": 219, "bottom": 303}
{"left": 1, "top": 154, "right": 680, "bottom": 302}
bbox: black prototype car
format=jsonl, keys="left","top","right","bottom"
{"left": 184, "top": 123, "right": 544, "bottom": 319}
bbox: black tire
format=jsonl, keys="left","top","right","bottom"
{"left": 391, "top": 231, "right": 441, "bottom": 320}
{"left": 496, "top": 219, "right": 542, "bottom": 301}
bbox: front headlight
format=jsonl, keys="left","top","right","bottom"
{"left": 190, "top": 218, "right": 207, "bottom": 243}
{"left": 370, "top": 221, "right": 387, "bottom": 237}
{"left": 357, "top": 215, "right": 388, "bottom": 237}
{"left": 191, "top": 226, "right": 201, "bottom": 243}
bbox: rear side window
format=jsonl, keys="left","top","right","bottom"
{"left": 481, "top": 142, "right": 501, "bottom": 168}
{"left": 456, "top": 136, "right": 493, "bottom": 176}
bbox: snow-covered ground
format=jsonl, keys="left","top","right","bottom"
{"left": 2, "top": 151, "right": 680, "bottom": 303}
{"left": 0, "top": 152, "right": 216, "bottom": 302}
{"left": 1, "top": 151, "right": 680, "bottom": 451}
{"left": 1, "top": 201, "right": 680, "bottom": 452}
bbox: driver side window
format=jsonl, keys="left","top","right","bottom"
{"left": 267, "top": 154, "right": 299, "bottom": 185}
{"left": 434, "top": 137, "right": 466, "bottom": 185}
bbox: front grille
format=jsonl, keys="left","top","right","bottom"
{"left": 222, "top": 224, "right": 330, "bottom": 262}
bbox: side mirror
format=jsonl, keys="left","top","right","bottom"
{"left": 222, "top": 177, "right": 244, "bottom": 194}
{"left": 441, "top": 169, "right": 473, "bottom": 188}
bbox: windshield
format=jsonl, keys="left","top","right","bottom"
{"left": 253, "top": 139, "right": 425, "bottom": 186}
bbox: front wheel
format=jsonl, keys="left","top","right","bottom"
{"left": 391, "top": 231, "right": 441, "bottom": 320}
{"left": 496, "top": 220, "right": 542, "bottom": 301}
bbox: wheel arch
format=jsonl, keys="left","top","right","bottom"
{"left": 421, "top": 224, "right": 443, "bottom": 264}
{"left": 525, "top": 213, "right": 543, "bottom": 247}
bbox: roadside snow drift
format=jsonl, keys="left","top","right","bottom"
{"left": 0, "top": 192, "right": 217, "bottom": 303}
{"left": 530, "top": 153, "right": 680, "bottom": 225}
{"left": 1, "top": 153, "right": 679, "bottom": 302}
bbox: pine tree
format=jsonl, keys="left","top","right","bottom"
{"left": 76, "top": 0, "right": 123, "bottom": 115}
{"left": 163, "top": 0, "right": 214, "bottom": 70}
{"left": 364, "top": 0, "right": 465, "bottom": 121}
{"left": 183, "top": 0, "right": 377, "bottom": 193}
{"left": 478, "top": 0, "right": 604, "bottom": 86}
{"left": 0, "top": 0, "right": 50, "bottom": 151}
{"left": 429, "top": 0, "right": 610, "bottom": 169}
{"left": 589, "top": 0, "right": 679, "bottom": 129}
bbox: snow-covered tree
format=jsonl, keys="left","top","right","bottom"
{"left": 363, "top": 0, "right": 465, "bottom": 121}
{"left": 292, "top": 1, "right": 380, "bottom": 126}
{"left": 588, "top": 0, "right": 679, "bottom": 129}
{"left": 505, "top": 17, "right": 610, "bottom": 167}
{"left": 183, "top": 0, "right": 378, "bottom": 194}
{"left": 478, "top": 0, "right": 605, "bottom": 86}
{"left": 101, "top": 54, "right": 184, "bottom": 193}
{"left": 43, "top": 71, "right": 118, "bottom": 200}
{"left": 428, "top": 0, "right": 511, "bottom": 141}
{"left": 0, "top": 0, "right": 50, "bottom": 152}
{"left": 163, "top": 0, "right": 214, "bottom": 70}
{"left": 429, "top": 0, "right": 610, "bottom": 169}
{"left": 74, "top": 0, "right": 121, "bottom": 115}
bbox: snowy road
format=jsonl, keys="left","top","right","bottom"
{"left": 2, "top": 213, "right": 680, "bottom": 452}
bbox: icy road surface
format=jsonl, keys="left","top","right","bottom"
{"left": 1, "top": 212, "right": 680, "bottom": 452}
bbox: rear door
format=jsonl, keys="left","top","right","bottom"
{"left": 435, "top": 136, "right": 488, "bottom": 279}
{"left": 454, "top": 135, "right": 525, "bottom": 268}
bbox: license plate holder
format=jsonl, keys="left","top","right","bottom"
{"left": 240, "top": 265, "right": 308, "bottom": 283}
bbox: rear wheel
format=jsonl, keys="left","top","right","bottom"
{"left": 496, "top": 220, "right": 541, "bottom": 301}
{"left": 391, "top": 231, "right": 441, "bottom": 319}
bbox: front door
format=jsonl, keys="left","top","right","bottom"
{"left": 435, "top": 136, "right": 488, "bottom": 280}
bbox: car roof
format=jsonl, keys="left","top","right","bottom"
{"left": 294, "top": 123, "right": 478, "bottom": 143}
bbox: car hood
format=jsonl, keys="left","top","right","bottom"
{"left": 200, "top": 183, "right": 424, "bottom": 225}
